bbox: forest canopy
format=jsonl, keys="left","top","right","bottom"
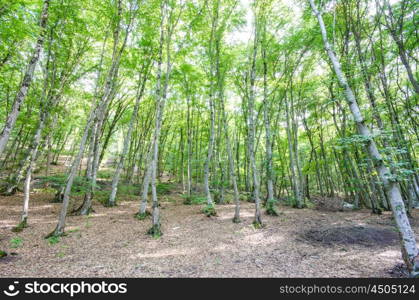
{"left": 0, "top": 0, "right": 418, "bottom": 277}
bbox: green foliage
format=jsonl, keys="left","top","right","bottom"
{"left": 47, "top": 236, "right": 61, "bottom": 246}
{"left": 96, "top": 170, "right": 114, "bottom": 179}
{"left": 182, "top": 194, "right": 207, "bottom": 205}
{"left": 252, "top": 221, "right": 264, "bottom": 229}
{"left": 57, "top": 251, "right": 65, "bottom": 258}
{"left": 147, "top": 224, "right": 162, "bottom": 238}
{"left": 118, "top": 184, "right": 139, "bottom": 196}
{"left": 135, "top": 211, "right": 151, "bottom": 220}
{"left": 336, "top": 134, "right": 373, "bottom": 148}
{"left": 38, "top": 175, "right": 98, "bottom": 196}
{"left": 156, "top": 183, "right": 175, "bottom": 195}
{"left": 95, "top": 189, "right": 111, "bottom": 205}
{"left": 202, "top": 203, "right": 217, "bottom": 217}
{"left": 11, "top": 219, "right": 27, "bottom": 233}
{"left": 265, "top": 199, "right": 279, "bottom": 216}
{"left": 10, "top": 237, "right": 23, "bottom": 248}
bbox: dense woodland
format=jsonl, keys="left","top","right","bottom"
{"left": 0, "top": 0, "right": 418, "bottom": 277}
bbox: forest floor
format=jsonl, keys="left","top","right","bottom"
{"left": 1, "top": 182, "right": 418, "bottom": 278}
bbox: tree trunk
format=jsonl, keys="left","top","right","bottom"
{"left": 108, "top": 69, "right": 148, "bottom": 206}
{"left": 248, "top": 13, "right": 262, "bottom": 226}
{"left": 47, "top": 106, "right": 96, "bottom": 237}
{"left": 0, "top": 0, "right": 50, "bottom": 157}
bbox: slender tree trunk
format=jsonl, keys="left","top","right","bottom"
{"left": 248, "top": 13, "right": 262, "bottom": 226}
{"left": 146, "top": 0, "right": 170, "bottom": 236}
{"left": 203, "top": 2, "right": 219, "bottom": 210}
{"left": 47, "top": 106, "right": 96, "bottom": 237}
{"left": 218, "top": 67, "right": 240, "bottom": 222}
{"left": 262, "top": 33, "right": 274, "bottom": 204}
{"left": 139, "top": 143, "right": 153, "bottom": 215}
{"left": 380, "top": 0, "right": 419, "bottom": 94}
{"left": 0, "top": 0, "right": 50, "bottom": 157}
{"left": 285, "top": 93, "right": 302, "bottom": 208}
{"left": 18, "top": 112, "right": 46, "bottom": 229}
{"left": 108, "top": 69, "right": 148, "bottom": 206}
{"left": 77, "top": 0, "right": 131, "bottom": 215}
{"left": 186, "top": 93, "right": 193, "bottom": 198}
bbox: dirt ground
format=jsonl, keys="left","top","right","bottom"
{"left": 1, "top": 189, "right": 418, "bottom": 278}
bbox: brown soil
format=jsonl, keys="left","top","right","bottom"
{"left": 0, "top": 190, "right": 418, "bottom": 278}
{"left": 300, "top": 225, "right": 399, "bottom": 247}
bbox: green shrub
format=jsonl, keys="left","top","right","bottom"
{"left": 96, "top": 170, "right": 114, "bottom": 179}
{"left": 47, "top": 236, "right": 60, "bottom": 245}
{"left": 95, "top": 190, "right": 111, "bottom": 205}
{"left": 265, "top": 199, "right": 279, "bottom": 216}
{"left": 182, "top": 194, "right": 207, "bottom": 205}
{"left": 10, "top": 237, "right": 23, "bottom": 248}
{"left": 202, "top": 203, "right": 217, "bottom": 217}
{"left": 135, "top": 211, "right": 151, "bottom": 220}
{"left": 38, "top": 175, "right": 97, "bottom": 197}
{"left": 147, "top": 224, "right": 162, "bottom": 238}
{"left": 118, "top": 184, "right": 139, "bottom": 196}
{"left": 156, "top": 183, "right": 174, "bottom": 195}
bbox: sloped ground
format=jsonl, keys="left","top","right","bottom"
{"left": 0, "top": 190, "right": 418, "bottom": 278}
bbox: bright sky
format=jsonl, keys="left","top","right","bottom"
{"left": 227, "top": 0, "right": 303, "bottom": 45}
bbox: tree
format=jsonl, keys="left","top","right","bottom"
{"left": 308, "top": 0, "right": 419, "bottom": 276}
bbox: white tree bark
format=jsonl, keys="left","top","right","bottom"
{"left": 0, "top": 0, "right": 50, "bottom": 158}
{"left": 262, "top": 44, "right": 274, "bottom": 203}
{"left": 248, "top": 13, "right": 262, "bottom": 225}
{"left": 203, "top": 3, "right": 219, "bottom": 208}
